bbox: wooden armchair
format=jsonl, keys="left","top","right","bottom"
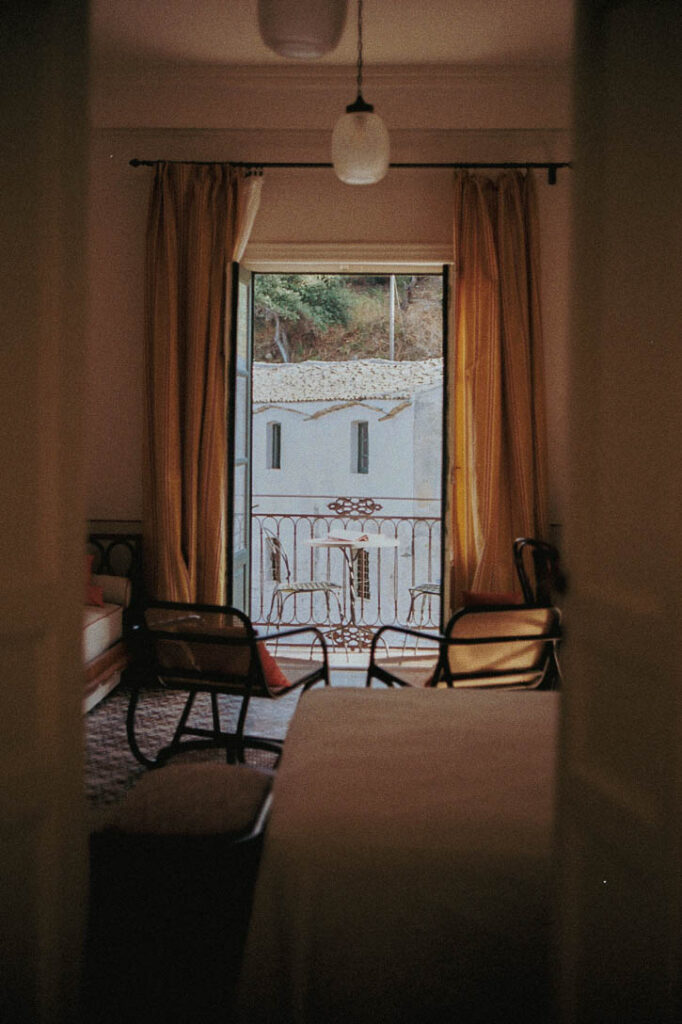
{"left": 366, "top": 604, "right": 562, "bottom": 691}
{"left": 127, "top": 600, "right": 329, "bottom": 767}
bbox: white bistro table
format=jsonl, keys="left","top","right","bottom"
{"left": 236, "top": 687, "right": 559, "bottom": 1024}
{"left": 307, "top": 529, "right": 399, "bottom": 649}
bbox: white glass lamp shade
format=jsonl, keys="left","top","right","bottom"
{"left": 258, "top": 0, "right": 348, "bottom": 59}
{"left": 332, "top": 109, "right": 390, "bottom": 185}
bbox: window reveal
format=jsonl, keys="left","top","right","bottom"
{"left": 267, "top": 421, "right": 282, "bottom": 469}
{"left": 351, "top": 420, "right": 369, "bottom": 474}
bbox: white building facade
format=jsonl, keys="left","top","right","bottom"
{"left": 250, "top": 359, "right": 443, "bottom": 632}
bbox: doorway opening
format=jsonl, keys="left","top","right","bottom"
{"left": 246, "top": 272, "right": 446, "bottom": 659}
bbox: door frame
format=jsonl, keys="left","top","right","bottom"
{"left": 230, "top": 259, "right": 453, "bottom": 626}
{"left": 226, "top": 261, "right": 253, "bottom": 610}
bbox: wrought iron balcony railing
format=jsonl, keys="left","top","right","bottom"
{"left": 250, "top": 495, "right": 441, "bottom": 643}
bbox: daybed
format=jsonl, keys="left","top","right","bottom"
{"left": 84, "top": 533, "right": 142, "bottom": 712}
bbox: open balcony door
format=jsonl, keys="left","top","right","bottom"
{"left": 227, "top": 263, "right": 253, "bottom": 612}
{"left": 439, "top": 263, "right": 450, "bottom": 631}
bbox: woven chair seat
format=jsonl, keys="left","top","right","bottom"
{"left": 367, "top": 605, "right": 562, "bottom": 691}
{"left": 409, "top": 582, "right": 441, "bottom": 596}
{"left": 277, "top": 580, "right": 341, "bottom": 595}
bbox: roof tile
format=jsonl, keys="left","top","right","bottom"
{"left": 253, "top": 358, "right": 443, "bottom": 403}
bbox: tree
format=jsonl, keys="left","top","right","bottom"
{"left": 254, "top": 274, "right": 351, "bottom": 362}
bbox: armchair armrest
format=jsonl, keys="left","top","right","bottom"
{"left": 257, "top": 625, "right": 330, "bottom": 690}
{"left": 366, "top": 624, "right": 443, "bottom": 688}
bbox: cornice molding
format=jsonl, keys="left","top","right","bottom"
{"left": 96, "top": 59, "right": 572, "bottom": 87}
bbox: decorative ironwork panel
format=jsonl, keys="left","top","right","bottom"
{"left": 327, "top": 496, "right": 383, "bottom": 517}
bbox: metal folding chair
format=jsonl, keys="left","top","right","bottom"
{"left": 263, "top": 529, "right": 343, "bottom": 629}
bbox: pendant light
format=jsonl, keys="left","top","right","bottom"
{"left": 257, "top": 0, "right": 348, "bottom": 59}
{"left": 332, "top": 0, "right": 390, "bottom": 185}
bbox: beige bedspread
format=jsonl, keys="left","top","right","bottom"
{"left": 236, "top": 688, "right": 559, "bottom": 1024}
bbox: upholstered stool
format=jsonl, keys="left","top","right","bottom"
{"left": 86, "top": 762, "right": 273, "bottom": 1024}
{"left": 95, "top": 760, "right": 273, "bottom": 839}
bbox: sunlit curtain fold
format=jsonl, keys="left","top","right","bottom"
{"left": 144, "top": 163, "right": 262, "bottom": 603}
{"left": 444, "top": 170, "right": 549, "bottom": 616}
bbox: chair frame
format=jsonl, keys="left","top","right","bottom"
{"left": 127, "top": 600, "right": 330, "bottom": 768}
{"left": 263, "top": 528, "right": 343, "bottom": 629}
{"left": 513, "top": 537, "right": 562, "bottom": 606}
{"left": 405, "top": 581, "right": 441, "bottom": 628}
{"left": 366, "top": 603, "right": 562, "bottom": 691}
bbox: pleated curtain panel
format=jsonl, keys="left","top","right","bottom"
{"left": 143, "top": 163, "right": 263, "bottom": 603}
{"left": 443, "top": 170, "right": 549, "bottom": 616}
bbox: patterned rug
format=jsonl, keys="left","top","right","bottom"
{"left": 84, "top": 667, "right": 365, "bottom": 811}
{"left": 84, "top": 680, "right": 304, "bottom": 810}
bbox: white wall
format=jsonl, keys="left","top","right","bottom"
{"left": 252, "top": 397, "right": 416, "bottom": 511}
{"left": 536, "top": 171, "right": 573, "bottom": 532}
{"left": 250, "top": 390, "right": 445, "bottom": 626}
{"left": 413, "top": 384, "right": 443, "bottom": 513}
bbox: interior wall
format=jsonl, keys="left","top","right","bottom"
{"left": 86, "top": 136, "right": 148, "bottom": 521}
{"left": 537, "top": 171, "right": 573, "bottom": 536}
{"left": 86, "top": 64, "right": 572, "bottom": 531}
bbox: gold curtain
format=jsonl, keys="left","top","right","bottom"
{"left": 143, "top": 163, "right": 262, "bottom": 603}
{"left": 443, "top": 170, "right": 549, "bottom": 617}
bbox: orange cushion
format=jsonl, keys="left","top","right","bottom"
{"left": 463, "top": 590, "right": 522, "bottom": 607}
{"left": 257, "top": 643, "right": 291, "bottom": 691}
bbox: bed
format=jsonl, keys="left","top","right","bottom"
{"left": 236, "top": 687, "right": 558, "bottom": 1024}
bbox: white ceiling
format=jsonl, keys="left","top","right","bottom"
{"left": 91, "top": 0, "right": 574, "bottom": 69}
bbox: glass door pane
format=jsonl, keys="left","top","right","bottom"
{"left": 228, "top": 263, "right": 253, "bottom": 611}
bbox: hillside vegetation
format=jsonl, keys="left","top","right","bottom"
{"left": 253, "top": 274, "right": 443, "bottom": 364}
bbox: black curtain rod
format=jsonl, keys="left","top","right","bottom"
{"left": 129, "top": 158, "right": 571, "bottom": 185}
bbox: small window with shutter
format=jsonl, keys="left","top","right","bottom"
{"left": 351, "top": 420, "right": 369, "bottom": 474}
{"left": 267, "top": 421, "right": 282, "bottom": 469}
